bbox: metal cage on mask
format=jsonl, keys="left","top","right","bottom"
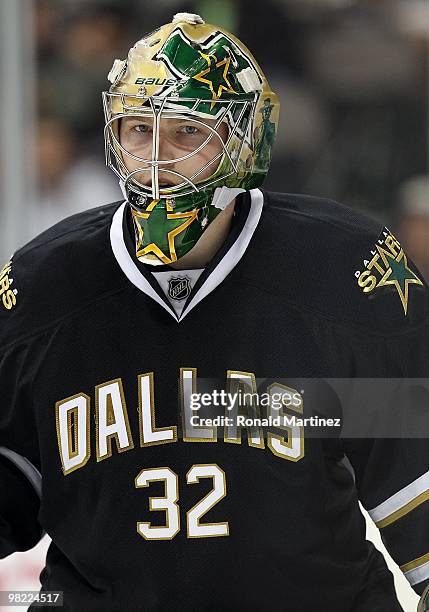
{"left": 103, "top": 91, "right": 255, "bottom": 210}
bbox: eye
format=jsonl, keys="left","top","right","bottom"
{"left": 179, "top": 125, "right": 200, "bottom": 135}
{"left": 134, "top": 124, "right": 151, "bottom": 134}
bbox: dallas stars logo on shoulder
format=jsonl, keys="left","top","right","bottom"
{"left": 355, "top": 228, "right": 424, "bottom": 315}
{"left": 418, "top": 584, "right": 429, "bottom": 612}
{"left": 0, "top": 259, "right": 18, "bottom": 311}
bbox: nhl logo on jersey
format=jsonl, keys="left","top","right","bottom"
{"left": 168, "top": 276, "right": 192, "bottom": 301}
{"left": 354, "top": 227, "right": 424, "bottom": 316}
{"left": 418, "top": 584, "right": 429, "bottom": 612}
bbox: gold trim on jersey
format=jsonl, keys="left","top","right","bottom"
{"left": 401, "top": 550, "right": 429, "bottom": 574}
{"left": 55, "top": 393, "right": 91, "bottom": 476}
{"left": 135, "top": 466, "right": 180, "bottom": 541}
{"left": 95, "top": 378, "right": 135, "bottom": 461}
{"left": 266, "top": 383, "right": 304, "bottom": 462}
{"left": 223, "top": 370, "right": 265, "bottom": 449}
{"left": 186, "top": 463, "right": 229, "bottom": 538}
{"left": 67, "top": 407, "right": 79, "bottom": 459}
{"left": 138, "top": 372, "right": 178, "bottom": 447}
{"left": 375, "top": 489, "right": 429, "bottom": 529}
{"left": 180, "top": 367, "right": 217, "bottom": 442}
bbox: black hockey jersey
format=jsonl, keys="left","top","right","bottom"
{"left": 1, "top": 189, "right": 429, "bottom": 611}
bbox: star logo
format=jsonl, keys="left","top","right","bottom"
{"left": 356, "top": 228, "right": 425, "bottom": 316}
{"left": 132, "top": 200, "right": 198, "bottom": 265}
{"left": 376, "top": 245, "right": 424, "bottom": 315}
{"left": 192, "top": 51, "right": 237, "bottom": 109}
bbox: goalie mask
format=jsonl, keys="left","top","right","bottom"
{"left": 103, "top": 12, "right": 279, "bottom": 266}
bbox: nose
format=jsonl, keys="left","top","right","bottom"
{"left": 149, "top": 137, "right": 179, "bottom": 190}
{"left": 157, "top": 136, "right": 177, "bottom": 163}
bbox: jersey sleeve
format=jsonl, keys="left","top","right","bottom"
{"left": 0, "top": 337, "right": 47, "bottom": 558}
{"left": 0, "top": 256, "right": 47, "bottom": 557}
{"left": 341, "top": 307, "right": 429, "bottom": 596}
{"left": 0, "top": 452, "right": 43, "bottom": 557}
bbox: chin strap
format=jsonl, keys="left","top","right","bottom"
{"left": 211, "top": 186, "right": 245, "bottom": 211}
{"left": 119, "top": 180, "right": 151, "bottom": 211}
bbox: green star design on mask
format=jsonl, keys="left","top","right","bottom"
{"left": 193, "top": 53, "right": 237, "bottom": 108}
{"left": 156, "top": 31, "right": 249, "bottom": 114}
{"left": 132, "top": 201, "right": 200, "bottom": 265}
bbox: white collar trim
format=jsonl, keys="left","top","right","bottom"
{"left": 109, "top": 188, "right": 264, "bottom": 322}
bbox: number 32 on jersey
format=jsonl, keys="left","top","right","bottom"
{"left": 135, "top": 463, "right": 229, "bottom": 540}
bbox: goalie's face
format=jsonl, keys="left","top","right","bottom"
{"left": 118, "top": 115, "right": 228, "bottom": 196}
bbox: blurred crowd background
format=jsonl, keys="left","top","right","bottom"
{"left": 0, "top": 0, "right": 428, "bottom": 276}
{"left": 0, "top": 1, "right": 427, "bottom": 609}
